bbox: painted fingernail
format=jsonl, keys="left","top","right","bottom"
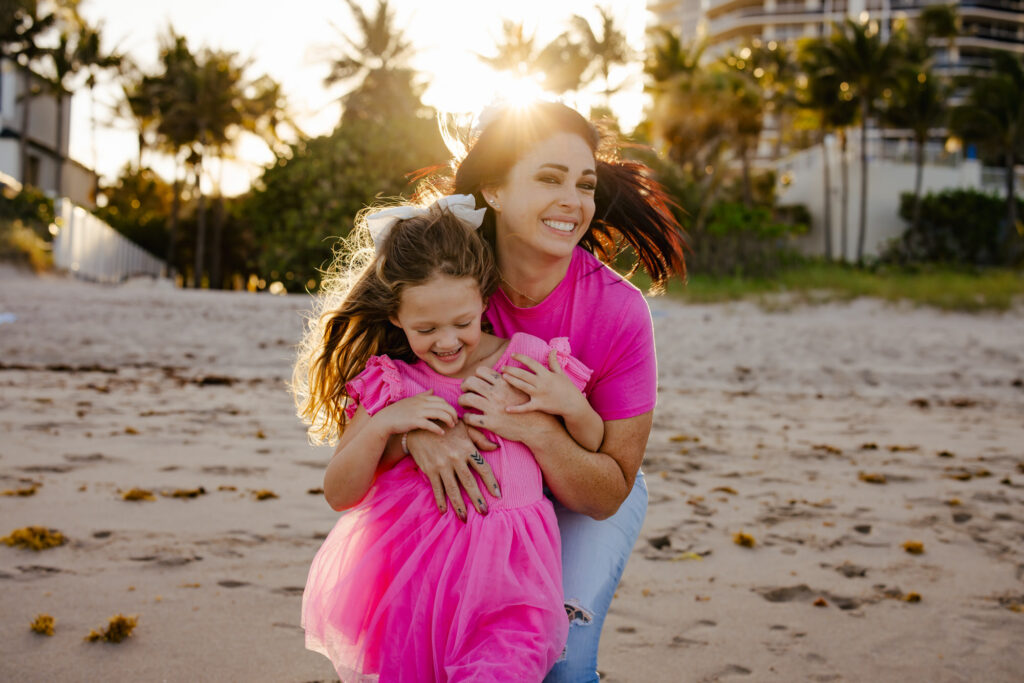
{"left": 458, "top": 509, "right": 467, "bottom": 522}
{"left": 493, "top": 484, "right": 502, "bottom": 497}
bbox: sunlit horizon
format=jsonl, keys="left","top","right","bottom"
{"left": 69, "top": 0, "right": 650, "bottom": 197}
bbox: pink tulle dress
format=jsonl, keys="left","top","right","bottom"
{"left": 302, "top": 333, "right": 592, "bottom": 682}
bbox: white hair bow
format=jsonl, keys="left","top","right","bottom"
{"left": 364, "top": 194, "right": 486, "bottom": 255}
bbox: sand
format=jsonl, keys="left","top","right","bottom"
{"left": 1, "top": 265, "right": 1022, "bottom": 682}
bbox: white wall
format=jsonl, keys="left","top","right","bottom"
{"left": 775, "top": 138, "right": 987, "bottom": 260}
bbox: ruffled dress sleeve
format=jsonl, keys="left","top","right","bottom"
{"left": 343, "top": 355, "right": 405, "bottom": 420}
{"left": 505, "top": 333, "right": 592, "bottom": 393}
{"left": 548, "top": 337, "right": 593, "bottom": 393}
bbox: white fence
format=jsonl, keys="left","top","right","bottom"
{"left": 52, "top": 199, "right": 167, "bottom": 283}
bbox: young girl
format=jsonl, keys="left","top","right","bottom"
{"left": 293, "top": 194, "right": 604, "bottom": 682}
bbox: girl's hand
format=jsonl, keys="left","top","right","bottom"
{"left": 377, "top": 390, "right": 457, "bottom": 437}
{"left": 500, "top": 350, "right": 587, "bottom": 418}
{"left": 459, "top": 368, "right": 555, "bottom": 444}
{"left": 405, "top": 421, "right": 501, "bottom": 522}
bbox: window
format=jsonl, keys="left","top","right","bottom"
{"left": 26, "top": 154, "right": 40, "bottom": 187}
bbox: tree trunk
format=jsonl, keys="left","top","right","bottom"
{"left": 911, "top": 133, "right": 925, "bottom": 233}
{"left": 740, "top": 143, "right": 753, "bottom": 208}
{"left": 166, "top": 161, "right": 182, "bottom": 279}
{"left": 1007, "top": 151, "right": 1017, "bottom": 234}
{"left": 53, "top": 90, "right": 65, "bottom": 198}
{"left": 821, "top": 135, "right": 833, "bottom": 261}
{"left": 210, "top": 194, "right": 225, "bottom": 290}
{"left": 192, "top": 157, "right": 207, "bottom": 289}
{"left": 839, "top": 129, "right": 849, "bottom": 262}
{"left": 856, "top": 107, "right": 869, "bottom": 265}
{"left": 18, "top": 73, "right": 34, "bottom": 187}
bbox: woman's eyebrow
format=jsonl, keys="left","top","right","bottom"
{"left": 539, "top": 163, "right": 596, "bottom": 176}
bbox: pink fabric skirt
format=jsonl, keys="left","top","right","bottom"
{"left": 302, "top": 458, "right": 567, "bottom": 682}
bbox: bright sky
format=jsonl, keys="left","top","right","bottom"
{"left": 71, "top": 0, "right": 651, "bottom": 196}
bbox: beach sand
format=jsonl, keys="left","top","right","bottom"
{"left": 1, "top": 265, "right": 1022, "bottom": 682}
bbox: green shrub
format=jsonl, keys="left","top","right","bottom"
{"left": 0, "top": 186, "right": 54, "bottom": 238}
{"left": 688, "top": 201, "right": 808, "bottom": 277}
{"left": 0, "top": 219, "right": 52, "bottom": 271}
{"left": 884, "top": 189, "right": 1024, "bottom": 266}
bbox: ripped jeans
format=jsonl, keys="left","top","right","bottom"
{"left": 545, "top": 472, "right": 648, "bottom": 683}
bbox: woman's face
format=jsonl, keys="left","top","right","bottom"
{"left": 487, "top": 131, "right": 597, "bottom": 262}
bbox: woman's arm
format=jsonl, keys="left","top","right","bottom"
{"left": 500, "top": 351, "right": 604, "bottom": 452}
{"left": 323, "top": 391, "right": 457, "bottom": 511}
{"left": 459, "top": 372, "right": 651, "bottom": 520}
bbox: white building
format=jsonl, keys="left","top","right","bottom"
{"left": 646, "top": 1, "right": 1024, "bottom": 259}
{"left": 0, "top": 58, "right": 97, "bottom": 207}
{"left": 650, "top": 0, "right": 1024, "bottom": 67}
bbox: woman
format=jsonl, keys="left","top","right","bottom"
{"left": 397, "top": 101, "right": 686, "bottom": 681}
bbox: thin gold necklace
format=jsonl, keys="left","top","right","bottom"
{"left": 498, "top": 270, "right": 541, "bottom": 305}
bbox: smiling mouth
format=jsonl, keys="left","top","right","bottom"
{"left": 432, "top": 347, "right": 463, "bottom": 361}
{"left": 542, "top": 219, "right": 576, "bottom": 233}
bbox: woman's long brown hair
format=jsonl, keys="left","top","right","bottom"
{"left": 426, "top": 101, "right": 687, "bottom": 291}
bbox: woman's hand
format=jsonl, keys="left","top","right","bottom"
{"left": 405, "top": 422, "right": 501, "bottom": 522}
{"left": 459, "top": 367, "right": 554, "bottom": 444}
{"left": 376, "top": 390, "right": 457, "bottom": 436}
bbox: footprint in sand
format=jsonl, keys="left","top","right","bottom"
{"left": 755, "top": 585, "right": 862, "bottom": 610}
{"left": 699, "top": 664, "right": 752, "bottom": 681}
{"left": 130, "top": 554, "right": 202, "bottom": 567}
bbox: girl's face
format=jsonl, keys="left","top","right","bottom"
{"left": 390, "top": 274, "right": 486, "bottom": 378}
{"left": 487, "top": 131, "right": 597, "bottom": 262}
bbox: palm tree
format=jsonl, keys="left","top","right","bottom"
{"left": 324, "top": 0, "right": 411, "bottom": 93}
{"left": 571, "top": 7, "right": 632, "bottom": 104}
{"left": 645, "top": 26, "right": 703, "bottom": 87}
{"left": 951, "top": 52, "right": 1024, "bottom": 239}
{"left": 718, "top": 54, "right": 765, "bottom": 206}
{"left": 478, "top": 20, "right": 589, "bottom": 96}
{"left": 72, "top": 20, "right": 122, "bottom": 172}
{"left": 117, "top": 58, "right": 158, "bottom": 169}
{"left": 143, "top": 30, "right": 200, "bottom": 280}
{"left": 806, "top": 18, "right": 903, "bottom": 263}
{"left": 647, "top": 61, "right": 762, "bottom": 228}
{"left": 798, "top": 39, "right": 858, "bottom": 261}
{"left": 44, "top": 15, "right": 121, "bottom": 197}
{"left": 746, "top": 40, "right": 799, "bottom": 158}
{"left": 882, "top": 67, "right": 949, "bottom": 232}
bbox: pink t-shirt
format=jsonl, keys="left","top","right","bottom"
{"left": 486, "top": 247, "right": 657, "bottom": 421}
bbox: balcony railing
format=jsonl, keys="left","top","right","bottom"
{"left": 965, "top": 25, "right": 1024, "bottom": 43}
{"left": 960, "top": 0, "right": 1024, "bottom": 12}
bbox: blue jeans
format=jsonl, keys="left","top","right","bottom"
{"left": 544, "top": 472, "right": 648, "bottom": 683}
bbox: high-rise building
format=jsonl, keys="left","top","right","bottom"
{"left": 648, "top": 0, "right": 1024, "bottom": 73}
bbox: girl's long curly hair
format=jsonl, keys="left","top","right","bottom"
{"left": 292, "top": 206, "right": 498, "bottom": 445}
